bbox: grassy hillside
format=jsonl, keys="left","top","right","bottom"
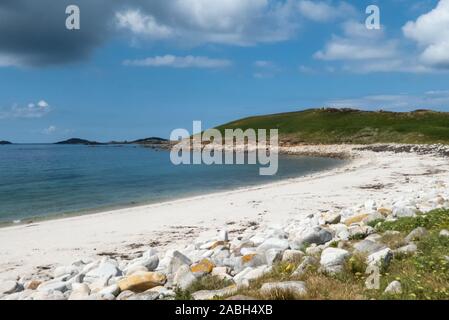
{"left": 216, "top": 108, "right": 449, "bottom": 144}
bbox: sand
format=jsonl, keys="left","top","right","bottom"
{"left": 1, "top": 144, "right": 448, "bottom": 280}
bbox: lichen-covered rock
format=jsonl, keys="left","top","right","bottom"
{"left": 190, "top": 259, "right": 215, "bottom": 274}
{"left": 118, "top": 272, "right": 166, "bottom": 293}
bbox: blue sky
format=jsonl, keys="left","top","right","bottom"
{"left": 1, "top": 0, "right": 449, "bottom": 142}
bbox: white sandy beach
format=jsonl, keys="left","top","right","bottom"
{"left": 1, "top": 144, "right": 448, "bottom": 281}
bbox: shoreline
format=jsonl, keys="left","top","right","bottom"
{"left": 1, "top": 143, "right": 448, "bottom": 283}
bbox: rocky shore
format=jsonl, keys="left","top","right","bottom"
{"left": 1, "top": 144, "right": 449, "bottom": 300}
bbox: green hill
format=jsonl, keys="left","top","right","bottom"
{"left": 216, "top": 108, "right": 449, "bottom": 145}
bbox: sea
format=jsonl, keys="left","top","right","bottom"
{"left": 0, "top": 144, "right": 344, "bottom": 224}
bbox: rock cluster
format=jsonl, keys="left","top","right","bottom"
{"left": 1, "top": 179, "right": 448, "bottom": 300}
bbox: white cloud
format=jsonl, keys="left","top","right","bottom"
{"left": 42, "top": 125, "right": 57, "bottom": 134}
{"left": 403, "top": 0, "right": 449, "bottom": 68}
{"left": 123, "top": 55, "right": 232, "bottom": 68}
{"left": 0, "top": 100, "right": 51, "bottom": 119}
{"left": 327, "top": 90, "right": 449, "bottom": 111}
{"left": 297, "top": 0, "right": 355, "bottom": 22}
{"left": 115, "top": 0, "right": 300, "bottom": 46}
{"left": 116, "top": 10, "right": 173, "bottom": 39}
{"left": 314, "top": 21, "right": 399, "bottom": 61}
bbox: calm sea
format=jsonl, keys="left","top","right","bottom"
{"left": 0, "top": 144, "right": 344, "bottom": 224}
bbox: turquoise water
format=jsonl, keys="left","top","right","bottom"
{"left": 0, "top": 144, "right": 344, "bottom": 224}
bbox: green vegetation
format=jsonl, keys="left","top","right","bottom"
{"left": 221, "top": 209, "right": 449, "bottom": 300}
{"left": 216, "top": 108, "right": 449, "bottom": 144}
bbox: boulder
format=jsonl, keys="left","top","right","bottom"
{"left": 233, "top": 266, "right": 271, "bottom": 287}
{"left": 192, "top": 286, "right": 238, "bottom": 300}
{"left": 320, "top": 248, "right": 350, "bottom": 274}
{"left": 295, "top": 227, "right": 333, "bottom": 247}
{"left": 348, "top": 225, "right": 374, "bottom": 239}
{"left": 393, "top": 206, "right": 418, "bottom": 218}
{"left": 118, "top": 272, "right": 166, "bottom": 293}
{"left": 265, "top": 249, "right": 283, "bottom": 266}
{"left": 260, "top": 281, "right": 307, "bottom": 297}
{"left": 98, "top": 284, "right": 121, "bottom": 297}
{"left": 394, "top": 243, "right": 417, "bottom": 256}
{"left": 384, "top": 280, "right": 402, "bottom": 295}
{"left": 353, "top": 240, "right": 386, "bottom": 255}
{"left": 367, "top": 248, "right": 393, "bottom": 267}
{"left": 126, "top": 291, "right": 160, "bottom": 300}
{"left": 257, "top": 238, "right": 289, "bottom": 252}
{"left": 321, "top": 212, "right": 341, "bottom": 225}
{"left": 37, "top": 279, "right": 68, "bottom": 293}
{"left": 282, "top": 250, "right": 305, "bottom": 263}
{"left": 439, "top": 229, "right": 449, "bottom": 237}
{"left": 240, "top": 253, "right": 266, "bottom": 269}
{"left": 68, "top": 283, "right": 90, "bottom": 300}
{"left": 405, "top": 227, "right": 428, "bottom": 242}
{"left": 190, "top": 259, "right": 215, "bottom": 274}
{"left": 84, "top": 261, "right": 121, "bottom": 281}
{"left": 167, "top": 251, "right": 192, "bottom": 275}
{"left": 174, "top": 265, "right": 197, "bottom": 290}
{"left": 125, "top": 255, "right": 159, "bottom": 272}
{"left": 344, "top": 214, "right": 369, "bottom": 226}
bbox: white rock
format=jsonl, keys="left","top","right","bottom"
{"left": 54, "top": 266, "right": 79, "bottom": 278}
{"left": 384, "top": 281, "right": 402, "bottom": 294}
{"left": 85, "top": 261, "right": 121, "bottom": 281}
{"left": 439, "top": 229, "right": 449, "bottom": 237}
{"left": 167, "top": 251, "right": 192, "bottom": 275}
{"left": 260, "top": 281, "right": 307, "bottom": 296}
{"left": 282, "top": 250, "right": 305, "bottom": 263}
{"left": 68, "top": 283, "right": 91, "bottom": 300}
{"left": 367, "top": 248, "right": 393, "bottom": 267}
{"left": 257, "top": 238, "right": 289, "bottom": 252}
{"left": 218, "top": 230, "right": 229, "bottom": 242}
{"left": 394, "top": 243, "right": 417, "bottom": 256}
{"left": 173, "top": 265, "right": 197, "bottom": 290}
{"left": 98, "top": 284, "right": 121, "bottom": 297}
{"left": 125, "top": 255, "right": 159, "bottom": 272}
{"left": 37, "top": 279, "right": 68, "bottom": 293}
{"left": 265, "top": 249, "right": 283, "bottom": 266}
{"left": 192, "top": 286, "right": 238, "bottom": 300}
{"left": 320, "top": 248, "right": 350, "bottom": 274}
{"left": 393, "top": 206, "right": 418, "bottom": 218}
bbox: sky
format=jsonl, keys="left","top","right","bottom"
{"left": 1, "top": 0, "right": 449, "bottom": 143}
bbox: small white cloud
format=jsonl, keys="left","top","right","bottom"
{"left": 42, "top": 125, "right": 57, "bottom": 134}
{"left": 0, "top": 100, "right": 51, "bottom": 119}
{"left": 123, "top": 55, "right": 232, "bottom": 69}
{"left": 253, "top": 60, "right": 280, "bottom": 78}
{"left": 297, "top": 0, "right": 355, "bottom": 22}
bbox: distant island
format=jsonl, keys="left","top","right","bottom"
{"left": 55, "top": 137, "right": 171, "bottom": 148}
{"left": 0, "top": 140, "right": 12, "bottom": 145}
{"left": 55, "top": 138, "right": 104, "bottom": 145}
